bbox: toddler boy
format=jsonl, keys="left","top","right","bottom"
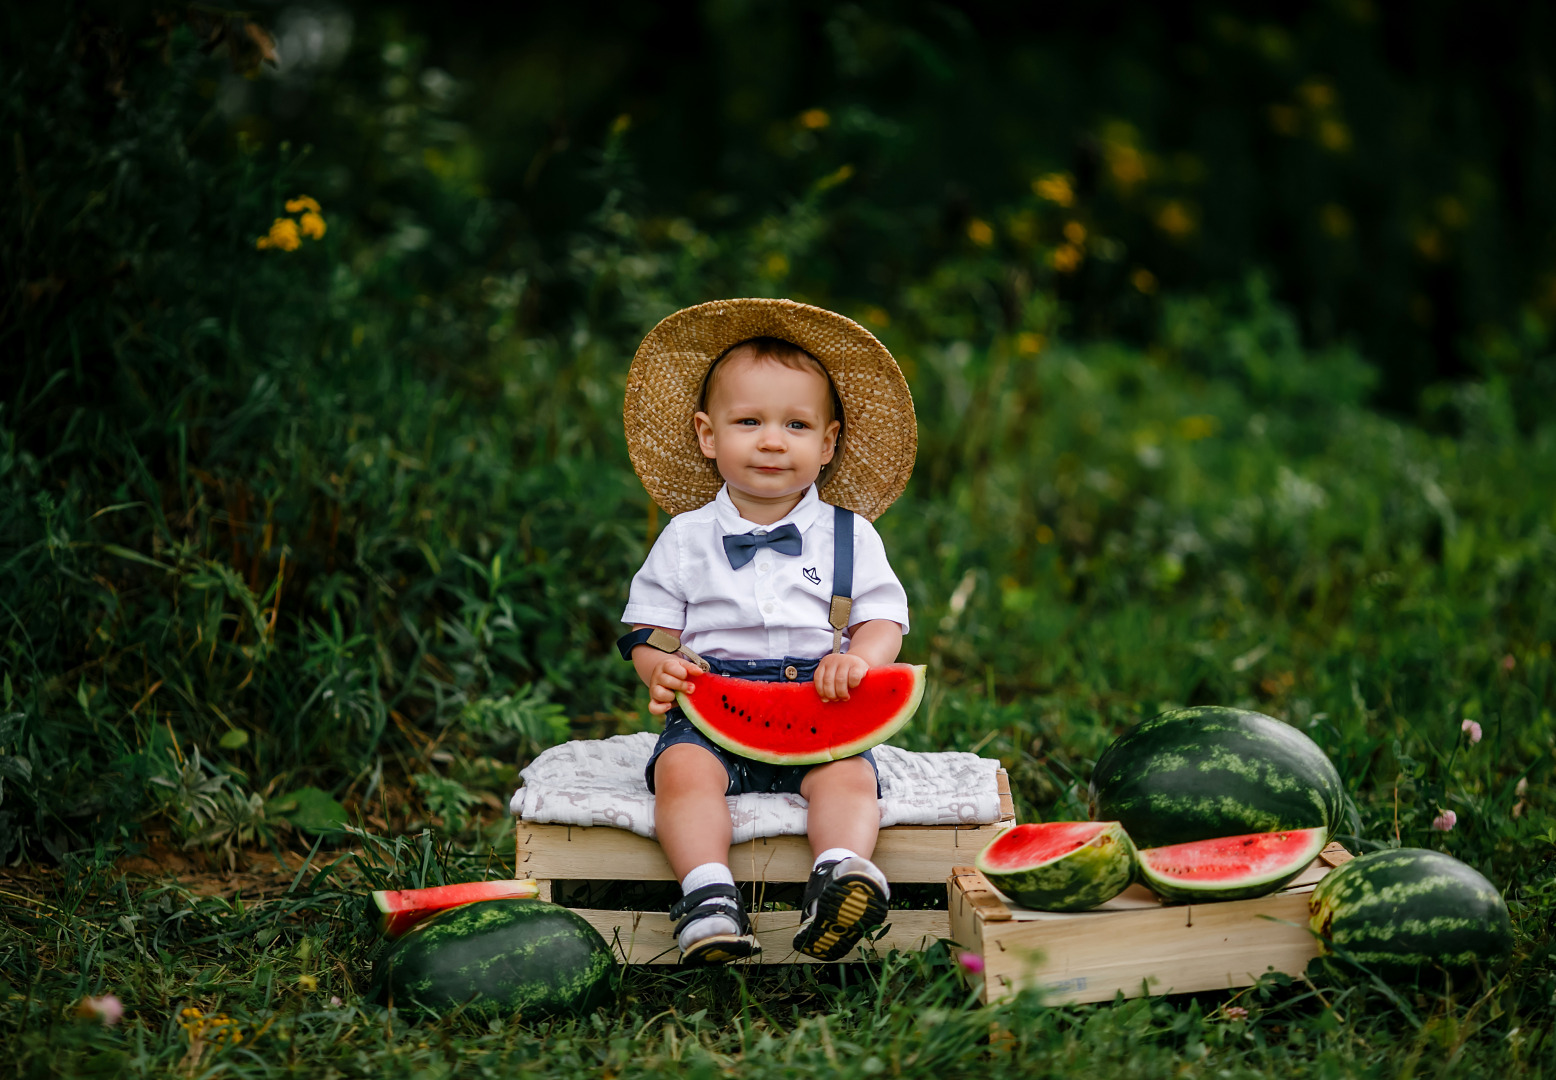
{"left": 617, "top": 299, "right": 918, "bottom": 965}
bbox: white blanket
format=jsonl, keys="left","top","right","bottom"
{"left": 509, "top": 734, "right": 1003, "bottom": 843}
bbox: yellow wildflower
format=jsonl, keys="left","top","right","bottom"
{"left": 1155, "top": 201, "right": 1197, "bottom": 239}
{"left": 1177, "top": 415, "right": 1219, "bottom": 441}
{"left": 967, "top": 218, "right": 994, "bottom": 246}
{"left": 300, "top": 211, "right": 326, "bottom": 240}
{"left": 860, "top": 306, "right": 891, "bottom": 329}
{"left": 1298, "top": 80, "right": 1337, "bottom": 109}
{"left": 256, "top": 217, "right": 301, "bottom": 252}
{"left": 179, "top": 1007, "right": 244, "bottom": 1045}
{"left": 799, "top": 108, "right": 831, "bottom": 130}
{"left": 1105, "top": 144, "right": 1148, "bottom": 188}
{"left": 285, "top": 195, "right": 321, "bottom": 214}
{"left": 1268, "top": 105, "right": 1301, "bottom": 136}
{"left": 1317, "top": 119, "right": 1351, "bottom": 152}
{"left": 1062, "top": 221, "right": 1087, "bottom": 245}
{"left": 1415, "top": 228, "right": 1443, "bottom": 261}
{"left": 1320, "top": 204, "right": 1352, "bottom": 238}
{"left": 1035, "top": 524, "right": 1055, "bottom": 545}
{"left": 1032, "top": 173, "right": 1075, "bottom": 207}
{"left": 1016, "top": 332, "right": 1045, "bottom": 356}
{"left": 1131, "top": 268, "right": 1159, "bottom": 294}
{"left": 1051, "top": 244, "right": 1082, "bottom": 272}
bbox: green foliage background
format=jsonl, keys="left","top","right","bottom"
{"left": 1, "top": 4, "right": 1555, "bottom": 1076}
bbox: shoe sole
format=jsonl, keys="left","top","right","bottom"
{"left": 680, "top": 933, "right": 761, "bottom": 967}
{"left": 792, "top": 873, "right": 889, "bottom": 962}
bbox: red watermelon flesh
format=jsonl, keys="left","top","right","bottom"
{"left": 370, "top": 879, "right": 540, "bottom": 938}
{"left": 675, "top": 664, "right": 926, "bottom": 766}
{"left": 1138, "top": 827, "right": 1328, "bottom": 903}
{"left": 975, "top": 821, "right": 1137, "bottom": 911}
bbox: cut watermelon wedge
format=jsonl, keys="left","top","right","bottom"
{"left": 1138, "top": 827, "right": 1328, "bottom": 903}
{"left": 975, "top": 821, "right": 1136, "bottom": 911}
{"left": 675, "top": 663, "right": 926, "bottom": 766}
{"left": 369, "top": 879, "right": 540, "bottom": 938}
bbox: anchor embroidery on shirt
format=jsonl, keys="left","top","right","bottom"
{"left": 803, "top": 567, "right": 821, "bottom": 584}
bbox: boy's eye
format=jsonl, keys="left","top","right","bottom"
{"left": 787, "top": 420, "right": 809, "bottom": 430}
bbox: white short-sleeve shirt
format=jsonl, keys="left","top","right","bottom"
{"left": 621, "top": 484, "right": 910, "bottom": 661}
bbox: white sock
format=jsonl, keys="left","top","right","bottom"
{"left": 678, "top": 862, "right": 740, "bottom": 950}
{"left": 814, "top": 847, "right": 860, "bottom": 868}
{"left": 813, "top": 848, "right": 890, "bottom": 899}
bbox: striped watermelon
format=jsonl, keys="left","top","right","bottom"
{"left": 379, "top": 899, "right": 614, "bottom": 1019}
{"left": 975, "top": 821, "right": 1136, "bottom": 911}
{"left": 1090, "top": 706, "right": 1343, "bottom": 849}
{"left": 1309, "top": 849, "right": 1513, "bottom": 983}
{"left": 1137, "top": 827, "right": 1328, "bottom": 903}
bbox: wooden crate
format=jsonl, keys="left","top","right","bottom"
{"left": 947, "top": 842, "right": 1354, "bottom": 1004}
{"left": 515, "top": 770, "right": 1015, "bottom": 964}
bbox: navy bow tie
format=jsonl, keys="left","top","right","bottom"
{"left": 722, "top": 523, "right": 803, "bottom": 570}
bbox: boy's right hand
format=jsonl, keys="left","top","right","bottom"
{"left": 641, "top": 652, "right": 695, "bottom": 716}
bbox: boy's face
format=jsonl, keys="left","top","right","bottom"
{"left": 693, "top": 349, "right": 841, "bottom": 512}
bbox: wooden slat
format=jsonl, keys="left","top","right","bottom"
{"left": 949, "top": 866, "right": 1012, "bottom": 923}
{"left": 1318, "top": 841, "right": 1353, "bottom": 868}
{"left": 575, "top": 907, "right": 948, "bottom": 964}
{"left": 995, "top": 769, "right": 1015, "bottom": 822}
{"left": 518, "top": 820, "right": 1016, "bottom": 884}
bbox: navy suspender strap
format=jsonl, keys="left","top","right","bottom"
{"left": 829, "top": 503, "right": 854, "bottom": 654}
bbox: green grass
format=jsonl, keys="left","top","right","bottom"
{"left": 2, "top": 18, "right": 1554, "bottom": 1080}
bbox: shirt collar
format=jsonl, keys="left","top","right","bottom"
{"left": 714, "top": 484, "right": 821, "bottom": 535}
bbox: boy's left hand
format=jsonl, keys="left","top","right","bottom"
{"left": 814, "top": 652, "right": 870, "bottom": 702}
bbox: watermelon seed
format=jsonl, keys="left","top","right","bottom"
{"left": 811, "top": 727, "right": 817, "bottom": 734}
{"left": 765, "top": 721, "right": 770, "bottom": 727}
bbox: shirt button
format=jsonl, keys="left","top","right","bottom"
{"left": 757, "top": 561, "right": 770, "bottom": 573}
{"left": 784, "top": 665, "right": 798, "bottom": 680}
{"left": 763, "top": 603, "right": 775, "bottom": 614}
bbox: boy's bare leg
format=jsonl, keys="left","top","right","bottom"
{"left": 653, "top": 743, "right": 734, "bottom": 880}
{"left": 799, "top": 757, "right": 881, "bottom": 859}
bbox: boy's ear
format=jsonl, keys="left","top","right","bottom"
{"left": 693, "top": 411, "right": 718, "bottom": 459}
{"left": 820, "top": 418, "right": 841, "bottom": 465}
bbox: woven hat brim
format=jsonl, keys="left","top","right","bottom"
{"left": 624, "top": 299, "right": 918, "bottom": 521}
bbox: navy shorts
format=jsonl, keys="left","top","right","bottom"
{"left": 644, "top": 655, "right": 881, "bottom": 798}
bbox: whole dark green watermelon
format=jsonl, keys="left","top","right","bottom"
{"left": 1090, "top": 706, "right": 1343, "bottom": 849}
{"left": 379, "top": 899, "right": 614, "bottom": 1020}
{"left": 1309, "top": 849, "right": 1513, "bottom": 983}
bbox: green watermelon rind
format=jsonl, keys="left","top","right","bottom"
{"left": 975, "top": 821, "right": 1137, "bottom": 912}
{"left": 1090, "top": 706, "right": 1344, "bottom": 850}
{"left": 380, "top": 899, "right": 615, "bottom": 1020}
{"left": 1137, "top": 827, "right": 1329, "bottom": 903}
{"left": 1308, "top": 849, "right": 1514, "bottom": 983}
{"left": 676, "top": 664, "right": 927, "bottom": 766}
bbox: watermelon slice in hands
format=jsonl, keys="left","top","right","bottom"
{"left": 675, "top": 663, "right": 927, "bottom": 766}
{"left": 370, "top": 879, "right": 541, "bottom": 938}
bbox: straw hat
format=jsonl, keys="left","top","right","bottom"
{"left": 624, "top": 298, "right": 917, "bottom": 522}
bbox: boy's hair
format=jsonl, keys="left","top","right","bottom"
{"left": 698, "top": 337, "right": 845, "bottom": 426}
